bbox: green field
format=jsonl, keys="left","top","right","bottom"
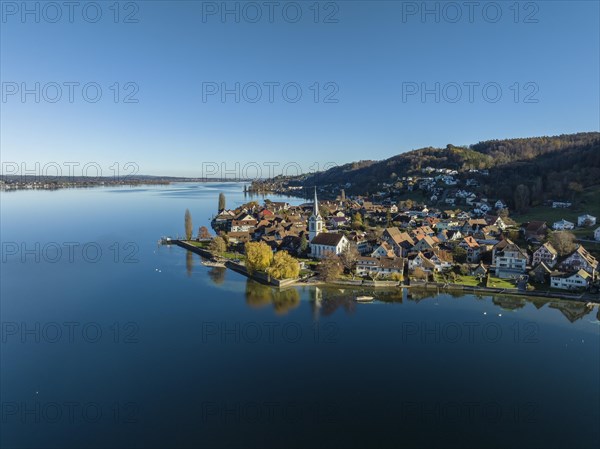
{"left": 435, "top": 273, "right": 483, "bottom": 286}
{"left": 514, "top": 185, "right": 600, "bottom": 226}
{"left": 486, "top": 276, "right": 517, "bottom": 289}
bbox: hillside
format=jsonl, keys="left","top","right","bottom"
{"left": 262, "top": 132, "right": 600, "bottom": 210}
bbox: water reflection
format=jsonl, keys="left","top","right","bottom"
{"left": 247, "top": 281, "right": 599, "bottom": 323}
{"left": 207, "top": 267, "right": 226, "bottom": 285}
{"left": 186, "top": 251, "right": 193, "bottom": 277}
{"left": 245, "top": 281, "right": 300, "bottom": 315}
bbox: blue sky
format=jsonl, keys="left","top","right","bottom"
{"left": 1, "top": 1, "right": 599, "bottom": 177}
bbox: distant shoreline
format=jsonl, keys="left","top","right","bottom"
{"left": 0, "top": 178, "right": 256, "bottom": 192}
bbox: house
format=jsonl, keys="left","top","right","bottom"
{"left": 550, "top": 270, "right": 592, "bottom": 290}
{"left": 524, "top": 221, "right": 547, "bottom": 240}
{"left": 558, "top": 246, "right": 598, "bottom": 277}
{"left": 328, "top": 216, "right": 348, "bottom": 229}
{"left": 408, "top": 252, "right": 436, "bottom": 273}
{"left": 459, "top": 236, "right": 481, "bottom": 263}
{"left": 381, "top": 227, "right": 414, "bottom": 257}
{"left": 212, "top": 209, "right": 236, "bottom": 231}
{"left": 532, "top": 242, "right": 558, "bottom": 268}
{"left": 485, "top": 215, "right": 507, "bottom": 231}
{"left": 268, "top": 201, "right": 290, "bottom": 212}
{"left": 371, "top": 242, "right": 395, "bottom": 258}
{"left": 596, "top": 227, "right": 600, "bottom": 242}
{"left": 412, "top": 235, "right": 438, "bottom": 252}
{"left": 529, "top": 262, "right": 552, "bottom": 284}
{"left": 310, "top": 232, "right": 349, "bottom": 258}
{"left": 471, "top": 262, "right": 488, "bottom": 277}
{"left": 577, "top": 214, "right": 597, "bottom": 227}
{"left": 356, "top": 256, "right": 404, "bottom": 277}
{"left": 495, "top": 200, "right": 507, "bottom": 210}
{"left": 492, "top": 239, "right": 529, "bottom": 279}
{"left": 427, "top": 250, "right": 454, "bottom": 272}
{"left": 231, "top": 217, "right": 258, "bottom": 232}
{"left": 553, "top": 219, "right": 575, "bottom": 231}
{"left": 227, "top": 231, "right": 251, "bottom": 244}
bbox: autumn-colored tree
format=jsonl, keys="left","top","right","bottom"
{"left": 352, "top": 213, "right": 363, "bottom": 230}
{"left": 209, "top": 236, "right": 226, "bottom": 255}
{"left": 184, "top": 209, "right": 193, "bottom": 241}
{"left": 550, "top": 231, "right": 577, "bottom": 256}
{"left": 412, "top": 267, "right": 428, "bottom": 281}
{"left": 317, "top": 251, "right": 342, "bottom": 282}
{"left": 245, "top": 241, "right": 273, "bottom": 274}
{"left": 390, "top": 272, "right": 403, "bottom": 282}
{"left": 267, "top": 251, "right": 300, "bottom": 279}
{"left": 198, "top": 226, "right": 211, "bottom": 240}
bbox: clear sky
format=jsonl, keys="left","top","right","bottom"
{"left": 1, "top": 0, "right": 599, "bottom": 178}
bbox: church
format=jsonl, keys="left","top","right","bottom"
{"left": 309, "top": 188, "right": 349, "bottom": 258}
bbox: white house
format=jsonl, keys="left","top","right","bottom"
{"left": 356, "top": 257, "right": 404, "bottom": 277}
{"left": 550, "top": 270, "right": 592, "bottom": 290}
{"left": 371, "top": 242, "right": 395, "bottom": 258}
{"left": 495, "top": 200, "right": 507, "bottom": 210}
{"left": 553, "top": 219, "right": 575, "bottom": 231}
{"left": 577, "top": 214, "right": 597, "bottom": 227}
{"left": 492, "top": 239, "right": 529, "bottom": 279}
{"left": 311, "top": 233, "right": 349, "bottom": 258}
{"left": 559, "top": 246, "right": 598, "bottom": 277}
{"left": 532, "top": 242, "right": 558, "bottom": 268}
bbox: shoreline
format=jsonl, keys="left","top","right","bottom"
{"left": 171, "top": 239, "right": 600, "bottom": 304}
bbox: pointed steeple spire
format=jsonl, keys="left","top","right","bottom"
{"left": 314, "top": 186, "right": 320, "bottom": 217}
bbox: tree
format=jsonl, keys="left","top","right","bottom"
{"left": 514, "top": 184, "right": 530, "bottom": 213}
{"left": 209, "top": 236, "right": 226, "bottom": 255}
{"left": 550, "top": 231, "right": 577, "bottom": 256}
{"left": 245, "top": 241, "right": 273, "bottom": 274}
{"left": 184, "top": 209, "right": 193, "bottom": 241}
{"left": 299, "top": 235, "right": 308, "bottom": 254}
{"left": 218, "top": 192, "right": 226, "bottom": 212}
{"left": 198, "top": 226, "right": 211, "bottom": 240}
{"left": 267, "top": 251, "right": 300, "bottom": 279}
{"left": 412, "top": 267, "right": 428, "bottom": 281}
{"left": 452, "top": 246, "right": 467, "bottom": 264}
{"left": 317, "top": 251, "right": 342, "bottom": 282}
{"left": 339, "top": 242, "right": 360, "bottom": 272}
{"left": 352, "top": 213, "right": 363, "bottom": 230}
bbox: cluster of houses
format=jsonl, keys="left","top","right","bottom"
{"left": 552, "top": 214, "right": 597, "bottom": 231}
{"left": 211, "top": 189, "right": 599, "bottom": 291}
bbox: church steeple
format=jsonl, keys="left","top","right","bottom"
{"left": 313, "top": 187, "right": 321, "bottom": 218}
{"left": 308, "top": 186, "right": 323, "bottom": 242}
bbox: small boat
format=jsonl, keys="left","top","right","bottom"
{"left": 201, "top": 260, "right": 226, "bottom": 268}
{"left": 356, "top": 295, "right": 374, "bottom": 302}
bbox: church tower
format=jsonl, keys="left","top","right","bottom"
{"left": 308, "top": 187, "right": 324, "bottom": 242}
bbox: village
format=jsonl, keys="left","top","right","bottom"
{"left": 197, "top": 180, "right": 600, "bottom": 295}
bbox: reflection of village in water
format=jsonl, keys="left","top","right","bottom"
{"left": 187, "top": 252, "right": 600, "bottom": 323}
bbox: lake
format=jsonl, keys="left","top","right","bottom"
{"left": 1, "top": 183, "right": 599, "bottom": 449}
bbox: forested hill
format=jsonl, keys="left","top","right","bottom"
{"left": 268, "top": 132, "right": 600, "bottom": 207}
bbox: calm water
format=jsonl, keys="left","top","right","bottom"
{"left": 1, "top": 183, "right": 599, "bottom": 449}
